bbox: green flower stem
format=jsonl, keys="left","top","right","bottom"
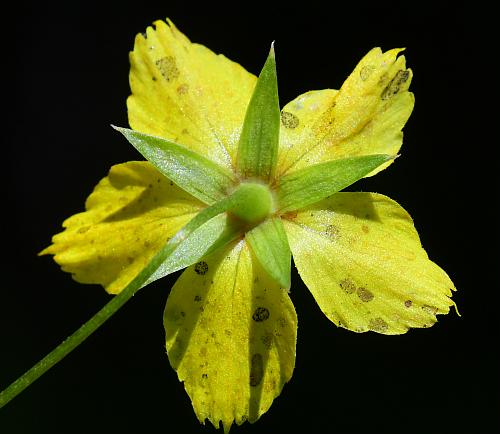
{"left": 0, "top": 178, "right": 277, "bottom": 408}
{"left": 0, "top": 200, "right": 229, "bottom": 408}
{"left": 0, "top": 239, "right": 174, "bottom": 409}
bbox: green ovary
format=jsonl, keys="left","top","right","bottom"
{"left": 229, "top": 182, "right": 274, "bottom": 224}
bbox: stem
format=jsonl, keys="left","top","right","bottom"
{"left": 0, "top": 181, "right": 258, "bottom": 408}
{"left": 0, "top": 195, "right": 239, "bottom": 408}
{"left": 0, "top": 245, "right": 164, "bottom": 409}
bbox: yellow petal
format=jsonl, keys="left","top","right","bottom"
{"left": 40, "top": 162, "right": 204, "bottom": 294}
{"left": 164, "top": 240, "right": 297, "bottom": 432}
{"left": 276, "top": 48, "right": 414, "bottom": 178}
{"left": 283, "top": 193, "right": 456, "bottom": 334}
{"left": 127, "top": 19, "right": 257, "bottom": 170}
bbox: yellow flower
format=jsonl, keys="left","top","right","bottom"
{"left": 41, "top": 19, "right": 456, "bottom": 432}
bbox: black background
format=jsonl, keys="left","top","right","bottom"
{"left": 3, "top": 1, "right": 492, "bottom": 433}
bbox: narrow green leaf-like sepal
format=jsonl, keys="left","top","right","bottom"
{"left": 146, "top": 213, "right": 241, "bottom": 285}
{"left": 277, "top": 154, "right": 394, "bottom": 213}
{"left": 113, "top": 126, "right": 235, "bottom": 205}
{"left": 145, "top": 196, "right": 244, "bottom": 286}
{"left": 236, "top": 45, "right": 280, "bottom": 181}
{"left": 246, "top": 217, "right": 291, "bottom": 288}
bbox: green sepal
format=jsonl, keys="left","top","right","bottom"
{"left": 113, "top": 126, "right": 236, "bottom": 205}
{"left": 246, "top": 217, "right": 291, "bottom": 289}
{"left": 143, "top": 195, "right": 243, "bottom": 287}
{"left": 236, "top": 45, "right": 280, "bottom": 181}
{"left": 146, "top": 213, "right": 241, "bottom": 285}
{"left": 277, "top": 154, "right": 394, "bottom": 213}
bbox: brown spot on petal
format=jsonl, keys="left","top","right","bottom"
{"left": 369, "top": 318, "right": 388, "bottom": 333}
{"left": 281, "top": 111, "right": 300, "bottom": 129}
{"left": 381, "top": 69, "right": 410, "bottom": 100}
{"left": 357, "top": 287, "right": 374, "bottom": 302}
{"left": 194, "top": 261, "right": 208, "bottom": 275}
{"left": 260, "top": 332, "right": 273, "bottom": 349}
{"left": 404, "top": 300, "right": 412, "bottom": 308}
{"left": 340, "top": 278, "right": 357, "bottom": 294}
{"left": 362, "top": 225, "right": 369, "bottom": 234}
{"left": 325, "top": 224, "right": 340, "bottom": 239}
{"left": 252, "top": 307, "right": 270, "bottom": 322}
{"left": 155, "top": 56, "right": 180, "bottom": 81}
{"left": 177, "top": 83, "right": 189, "bottom": 94}
{"left": 250, "top": 354, "right": 264, "bottom": 387}
{"left": 360, "top": 65, "right": 375, "bottom": 81}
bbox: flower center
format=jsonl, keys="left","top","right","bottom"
{"left": 228, "top": 182, "right": 274, "bottom": 225}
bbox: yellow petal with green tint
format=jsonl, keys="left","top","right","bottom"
{"left": 283, "top": 193, "right": 456, "bottom": 334}
{"left": 276, "top": 48, "right": 413, "bottom": 178}
{"left": 164, "top": 240, "right": 297, "bottom": 432}
{"left": 128, "top": 19, "right": 256, "bottom": 170}
{"left": 40, "top": 162, "right": 204, "bottom": 294}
